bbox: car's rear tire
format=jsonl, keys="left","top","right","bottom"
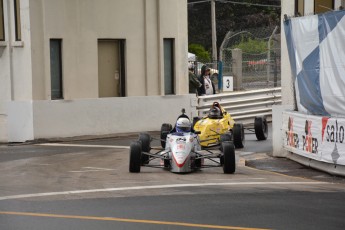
{"left": 139, "top": 133, "right": 151, "bottom": 164}
{"left": 160, "top": 123, "right": 172, "bottom": 148}
{"left": 129, "top": 141, "right": 141, "bottom": 173}
{"left": 254, "top": 116, "right": 268, "bottom": 141}
{"left": 233, "top": 123, "right": 245, "bottom": 148}
{"left": 222, "top": 142, "right": 236, "bottom": 174}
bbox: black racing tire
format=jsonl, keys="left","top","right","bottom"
{"left": 220, "top": 132, "right": 232, "bottom": 142}
{"left": 160, "top": 123, "right": 172, "bottom": 148}
{"left": 233, "top": 123, "right": 245, "bottom": 148}
{"left": 222, "top": 142, "right": 236, "bottom": 174}
{"left": 164, "top": 159, "right": 170, "bottom": 168}
{"left": 195, "top": 158, "right": 202, "bottom": 168}
{"left": 254, "top": 116, "right": 268, "bottom": 141}
{"left": 129, "top": 141, "right": 141, "bottom": 173}
{"left": 220, "top": 132, "right": 232, "bottom": 151}
{"left": 139, "top": 133, "right": 151, "bottom": 164}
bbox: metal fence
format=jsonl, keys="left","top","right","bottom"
{"left": 219, "top": 26, "right": 281, "bottom": 90}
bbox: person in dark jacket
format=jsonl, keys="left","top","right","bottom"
{"left": 189, "top": 64, "right": 202, "bottom": 94}
{"left": 198, "top": 65, "right": 216, "bottom": 96}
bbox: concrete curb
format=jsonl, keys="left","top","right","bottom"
{"left": 287, "top": 152, "right": 345, "bottom": 177}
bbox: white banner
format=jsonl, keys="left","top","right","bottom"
{"left": 282, "top": 111, "right": 345, "bottom": 166}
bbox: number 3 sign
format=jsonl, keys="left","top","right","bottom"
{"left": 222, "top": 76, "right": 233, "bottom": 92}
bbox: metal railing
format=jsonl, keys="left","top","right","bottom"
{"left": 197, "top": 87, "right": 282, "bottom": 125}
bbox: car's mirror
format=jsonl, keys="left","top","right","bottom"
{"left": 194, "top": 131, "right": 201, "bottom": 135}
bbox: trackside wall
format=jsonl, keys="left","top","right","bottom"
{"left": 7, "top": 95, "right": 197, "bottom": 142}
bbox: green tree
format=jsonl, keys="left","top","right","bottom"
{"left": 188, "top": 43, "right": 211, "bottom": 63}
{"left": 232, "top": 37, "right": 267, "bottom": 54}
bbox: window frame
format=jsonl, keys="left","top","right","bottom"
{"left": 14, "top": 0, "right": 21, "bottom": 41}
{"left": 50, "top": 39, "right": 64, "bottom": 100}
{"left": 314, "top": 0, "right": 334, "bottom": 14}
{"left": 163, "top": 38, "right": 175, "bottom": 95}
{"left": 0, "top": 0, "right": 5, "bottom": 41}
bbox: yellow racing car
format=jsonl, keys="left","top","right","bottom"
{"left": 193, "top": 102, "right": 268, "bottom": 148}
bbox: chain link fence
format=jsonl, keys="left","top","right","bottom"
{"left": 220, "top": 26, "right": 281, "bottom": 90}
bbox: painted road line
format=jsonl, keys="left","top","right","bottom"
{"left": 37, "top": 143, "right": 130, "bottom": 149}
{"left": 0, "top": 181, "right": 328, "bottom": 201}
{"left": 69, "top": 167, "right": 116, "bottom": 173}
{"left": 0, "top": 211, "right": 271, "bottom": 230}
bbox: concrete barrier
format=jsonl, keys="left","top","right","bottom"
{"left": 6, "top": 95, "right": 198, "bottom": 142}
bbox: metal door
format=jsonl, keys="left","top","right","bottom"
{"left": 98, "top": 40, "right": 120, "bottom": 97}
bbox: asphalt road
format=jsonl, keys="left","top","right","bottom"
{"left": 1, "top": 124, "right": 345, "bottom": 230}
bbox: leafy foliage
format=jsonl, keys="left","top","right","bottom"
{"left": 188, "top": 0, "right": 281, "bottom": 57}
{"left": 188, "top": 43, "right": 211, "bottom": 62}
{"left": 232, "top": 37, "right": 267, "bottom": 54}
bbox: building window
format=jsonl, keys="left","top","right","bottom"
{"left": 50, "top": 39, "right": 63, "bottom": 100}
{"left": 0, "top": 0, "right": 4, "bottom": 41}
{"left": 314, "top": 0, "right": 333, "bottom": 14}
{"left": 163, "top": 38, "right": 175, "bottom": 95}
{"left": 14, "top": 0, "right": 21, "bottom": 41}
{"left": 295, "top": 0, "right": 304, "bottom": 16}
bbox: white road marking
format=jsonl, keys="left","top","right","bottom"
{"left": 69, "top": 167, "right": 115, "bottom": 173}
{"left": 0, "top": 181, "right": 328, "bottom": 201}
{"left": 83, "top": 167, "right": 115, "bottom": 170}
{"left": 37, "top": 143, "right": 130, "bottom": 149}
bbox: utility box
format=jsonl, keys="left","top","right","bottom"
{"left": 222, "top": 76, "right": 234, "bottom": 92}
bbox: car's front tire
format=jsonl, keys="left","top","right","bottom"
{"left": 139, "top": 133, "right": 151, "bottom": 164}
{"left": 129, "top": 141, "right": 141, "bottom": 173}
{"left": 222, "top": 142, "right": 235, "bottom": 174}
{"left": 233, "top": 123, "right": 245, "bottom": 148}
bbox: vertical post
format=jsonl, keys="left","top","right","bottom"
{"left": 274, "top": 52, "right": 278, "bottom": 87}
{"left": 232, "top": 48, "right": 242, "bottom": 91}
{"left": 267, "top": 26, "right": 278, "bottom": 87}
{"left": 211, "top": 0, "right": 217, "bottom": 63}
{"left": 218, "top": 61, "right": 223, "bottom": 92}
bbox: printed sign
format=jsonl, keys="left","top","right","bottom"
{"left": 222, "top": 76, "right": 233, "bottom": 92}
{"left": 282, "top": 111, "right": 345, "bottom": 165}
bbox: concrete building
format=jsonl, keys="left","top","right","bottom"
{"left": 0, "top": 0, "right": 194, "bottom": 142}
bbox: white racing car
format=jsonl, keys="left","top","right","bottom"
{"left": 129, "top": 109, "right": 236, "bottom": 174}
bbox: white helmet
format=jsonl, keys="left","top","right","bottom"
{"left": 176, "top": 117, "right": 191, "bottom": 133}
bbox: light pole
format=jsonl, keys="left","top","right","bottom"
{"left": 211, "top": 0, "right": 217, "bottom": 62}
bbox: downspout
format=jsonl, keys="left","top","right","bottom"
{"left": 6, "top": 0, "right": 14, "bottom": 100}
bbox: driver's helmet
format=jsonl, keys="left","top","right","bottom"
{"left": 208, "top": 107, "right": 221, "bottom": 119}
{"left": 176, "top": 117, "right": 192, "bottom": 133}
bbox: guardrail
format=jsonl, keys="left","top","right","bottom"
{"left": 197, "top": 87, "right": 282, "bottom": 125}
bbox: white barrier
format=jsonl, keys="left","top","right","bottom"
{"left": 197, "top": 88, "right": 281, "bottom": 124}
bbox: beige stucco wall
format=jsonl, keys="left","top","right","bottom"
{"left": 0, "top": 0, "right": 189, "bottom": 142}
{"left": 28, "top": 0, "right": 188, "bottom": 99}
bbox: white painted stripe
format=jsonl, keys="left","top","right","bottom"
{"left": 69, "top": 167, "right": 115, "bottom": 173}
{"left": 69, "top": 169, "right": 115, "bottom": 173}
{"left": 0, "top": 182, "right": 328, "bottom": 201}
{"left": 83, "top": 167, "right": 114, "bottom": 170}
{"left": 37, "top": 143, "right": 130, "bottom": 149}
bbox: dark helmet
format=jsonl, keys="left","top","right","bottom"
{"left": 208, "top": 107, "right": 221, "bottom": 119}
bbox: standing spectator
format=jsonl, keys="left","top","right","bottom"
{"left": 198, "top": 65, "right": 216, "bottom": 96}
{"left": 189, "top": 64, "right": 202, "bottom": 94}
